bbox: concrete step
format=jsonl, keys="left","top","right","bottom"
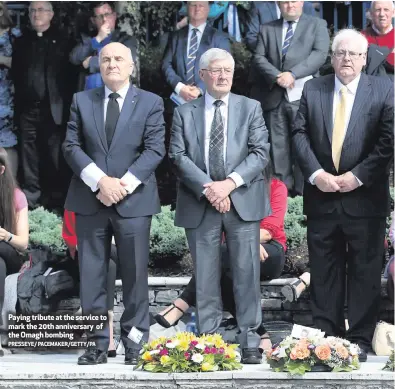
{"left": 0, "top": 353, "right": 392, "bottom": 388}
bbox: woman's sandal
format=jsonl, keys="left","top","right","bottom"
{"left": 281, "top": 278, "right": 309, "bottom": 302}
{"left": 258, "top": 333, "right": 272, "bottom": 354}
{"left": 154, "top": 303, "right": 185, "bottom": 328}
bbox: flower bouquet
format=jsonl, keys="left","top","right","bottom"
{"left": 266, "top": 335, "right": 361, "bottom": 376}
{"left": 135, "top": 332, "right": 243, "bottom": 373}
{"left": 383, "top": 350, "right": 395, "bottom": 371}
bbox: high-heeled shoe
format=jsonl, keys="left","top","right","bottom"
{"left": 154, "top": 303, "right": 185, "bottom": 328}
{"left": 281, "top": 278, "right": 308, "bottom": 302}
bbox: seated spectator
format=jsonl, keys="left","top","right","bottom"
{"left": 155, "top": 171, "right": 288, "bottom": 353}
{"left": 70, "top": 1, "right": 137, "bottom": 91}
{"left": 362, "top": 1, "right": 394, "bottom": 81}
{"left": 62, "top": 209, "right": 118, "bottom": 357}
{"left": 0, "top": 148, "right": 29, "bottom": 356}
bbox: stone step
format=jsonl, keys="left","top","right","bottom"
{"left": 0, "top": 353, "right": 392, "bottom": 388}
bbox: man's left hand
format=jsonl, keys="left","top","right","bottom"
{"left": 82, "top": 56, "right": 92, "bottom": 69}
{"left": 204, "top": 179, "right": 236, "bottom": 205}
{"left": 335, "top": 172, "right": 360, "bottom": 193}
{"left": 276, "top": 72, "right": 295, "bottom": 88}
{"left": 96, "top": 191, "right": 115, "bottom": 207}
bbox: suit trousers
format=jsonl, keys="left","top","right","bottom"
{"left": 75, "top": 207, "right": 151, "bottom": 352}
{"left": 307, "top": 208, "right": 386, "bottom": 351}
{"left": 263, "top": 98, "right": 304, "bottom": 195}
{"left": 185, "top": 204, "right": 262, "bottom": 349}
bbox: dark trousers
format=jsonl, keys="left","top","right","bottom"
{"left": 307, "top": 210, "right": 386, "bottom": 351}
{"left": 19, "top": 102, "right": 68, "bottom": 209}
{"left": 75, "top": 207, "right": 151, "bottom": 352}
{"left": 180, "top": 240, "right": 285, "bottom": 335}
{"left": 185, "top": 205, "right": 262, "bottom": 349}
{"left": 0, "top": 242, "right": 25, "bottom": 325}
{"left": 264, "top": 99, "right": 304, "bottom": 195}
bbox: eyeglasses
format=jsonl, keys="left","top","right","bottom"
{"left": 332, "top": 50, "right": 365, "bottom": 60}
{"left": 94, "top": 12, "right": 115, "bottom": 21}
{"left": 29, "top": 8, "right": 51, "bottom": 14}
{"left": 201, "top": 68, "right": 234, "bottom": 77}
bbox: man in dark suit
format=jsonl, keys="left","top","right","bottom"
{"left": 292, "top": 29, "right": 394, "bottom": 361}
{"left": 162, "top": 1, "right": 231, "bottom": 103}
{"left": 169, "top": 48, "right": 270, "bottom": 364}
{"left": 63, "top": 42, "right": 165, "bottom": 365}
{"left": 252, "top": 1, "right": 329, "bottom": 195}
{"left": 12, "top": 1, "right": 75, "bottom": 209}
{"left": 245, "top": 1, "right": 316, "bottom": 52}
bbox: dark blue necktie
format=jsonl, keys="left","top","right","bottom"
{"left": 105, "top": 92, "right": 120, "bottom": 147}
{"left": 282, "top": 21, "right": 294, "bottom": 67}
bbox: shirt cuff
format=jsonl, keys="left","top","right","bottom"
{"left": 80, "top": 163, "right": 107, "bottom": 192}
{"left": 352, "top": 173, "right": 363, "bottom": 187}
{"left": 175, "top": 82, "right": 186, "bottom": 95}
{"left": 228, "top": 172, "right": 244, "bottom": 188}
{"left": 121, "top": 171, "right": 142, "bottom": 194}
{"left": 309, "top": 169, "right": 324, "bottom": 185}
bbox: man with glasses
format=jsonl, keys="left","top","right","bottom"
{"left": 169, "top": 48, "right": 270, "bottom": 364}
{"left": 70, "top": 1, "right": 137, "bottom": 92}
{"left": 12, "top": 1, "right": 75, "bottom": 210}
{"left": 292, "top": 29, "right": 394, "bottom": 362}
{"left": 252, "top": 1, "right": 329, "bottom": 197}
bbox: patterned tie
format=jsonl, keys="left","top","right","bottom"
{"left": 105, "top": 92, "right": 120, "bottom": 147}
{"left": 186, "top": 28, "right": 198, "bottom": 84}
{"left": 209, "top": 100, "right": 226, "bottom": 181}
{"left": 282, "top": 21, "right": 294, "bottom": 67}
{"left": 332, "top": 87, "right": 348, "bottom": 171}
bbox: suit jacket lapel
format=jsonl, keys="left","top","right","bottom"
{"left": 93, "top": 87, "right": 108, "bottom": 152}
{"left": 196, "top": 25, "right": 212, "bottom": 59}
{"left": 191, "top": 97, "right": 206, "bottom": 168}
{"left": 267, "top": 2, "right": 278, "bottom": 21}
{"left": 274, "top": 20, "right": 283, "bottom": 62}
{"left": 343, "top": 74, "right": 371, "bottom": 143}
{"left": 321, "top": 75, "right": 335, "bottom": 143}
{"left": 109, "top": 85, "right": 138, "bottom": 152}
{"left": 226, "top": 93, "right": 241, "bottom": 172}
{"left": 180, "top": 27, "right": 189, "bottom": 75}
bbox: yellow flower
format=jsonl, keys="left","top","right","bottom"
{"left": 142, "top": 351, "right": 153, "bottom": 362}
{"left": 150, "top": 336, "right": 167, "bottom": 349}
{"left": 201, "top": 362, "right": 214, "bottom": 371}
{"left": 177, "top": 339, "right": 190, "bottom": 351}
{"left": 160, "top": 355, "right": 170, "bottom": 364}
{"left": 202, "top": 335, "right": 215, "bottom": 345}
{"left": 227, "top": 349, "right": 236, "bottom": 359}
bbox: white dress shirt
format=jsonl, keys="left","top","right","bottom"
{"left": 309, "top": 74, "right": 363, "bottom": 185}
{"left": 204, "top": 92, "right": 244, "bottom": 188}
{"left": 80, "top": 82, "right": 142, "bottom": 193}
{"left": 175, "top": 23, "right": 207, "bottom": 95}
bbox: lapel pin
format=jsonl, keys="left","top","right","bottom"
{"left": 53, "top": 40, "right": 56, "bottom": 43}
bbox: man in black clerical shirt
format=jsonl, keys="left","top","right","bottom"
{"left": 12, "top": 1, "right": 76, "bottom": 210}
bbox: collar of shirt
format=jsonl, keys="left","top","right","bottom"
{"left": 334, "top": 74, "right": 360, "bottom": 96}
{"left": 205, "top": 91, "right": 230, "bottom": 110}
{"left": 372, "top": 23, "right": 394, "bottom": 36}
{"left": 189, "top": 23, "right": 206, "bottom": 36}
{"left": 282, "top": 18, "right": 299, "bottom": 28}
{"left": 105, "top": 82, "right": 130, "bottom": 101}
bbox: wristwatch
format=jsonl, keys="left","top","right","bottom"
{"left": 7, "top": 233, "right": 13, "bottom": 242}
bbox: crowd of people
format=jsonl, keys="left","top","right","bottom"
{"left": 0, "top": 0, "right": 393, "bottom": 366}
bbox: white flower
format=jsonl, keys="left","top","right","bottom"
{"left": 278, "top": 348, "right": 287, "bottom": 358}
{"left": 195, "top": 343, "right": 205, "bottom": 350}
{"left": 191, "top": 353, "right": 204, "bottom": 364}
{"left": 342, "top": 340, "right": 350, "bottom": 346}
{"left": 150, "top": 350, "right": 160, "bottom": 355}
{"left": 234, "top": 350, "right": 241, "bottom": 363}
{"left": 349, "top": 344, "right": 359, "bottom": 356}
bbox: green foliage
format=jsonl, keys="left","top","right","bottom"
{"left": 383, "top": 350, "right": 395, "bottom": 371}
{"left": 284, "top": 196, "right": 307, "bottom": 249}
{"left": 150, "top": 206, "right": 188, "bottom": 263}
{"left": 231, "top": 41, "right": 252, "bottom": 96}
{"left": 28, "top": 207, "right": 66, "bottom": 253}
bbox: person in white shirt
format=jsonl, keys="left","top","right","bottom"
{"left": 292, "top": 29, "right": 394, "bottom": 362}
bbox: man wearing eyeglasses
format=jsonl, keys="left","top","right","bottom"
{"left": 252, "top": 1, "right": 329, "bottom": 197}
{"left": 169, "top": 48, "right": 270, "bottom": 364}
{"left": 292, "top": 29, "right": 394, "bottom": 362}
{"left": 12, "top": 1, "right": 76, "bottom": 210}
{"left": 70, "top": 2, "right": 137, "bottom": 92}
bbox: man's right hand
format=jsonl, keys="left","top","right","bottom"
{"left": 314, "top": 171, "right": 340, "bottom": 192}
{"left": 82, "top": 56, "right": 91, "bottom": 69}
{"left": 96, "top": 22, "right": 111, "bottom": 43}
{"left": 179, "top": 85, "right": 200, "bottom": 102}
{"left": 97, "top": 176, "right": 128, "bottom": 204}
{"left": 260, "top": 245, "right": 269, "bottom": 262}
{"left": 213, "top": 196, "right": 231, "bottom": 213}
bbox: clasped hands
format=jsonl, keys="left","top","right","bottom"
{"left": 203, "top": 178, "right": 236, "bottom": 214}
{"left": 276, "top": 72, "right": 295, "bottom": 89}
{"left": 314, "top": 171, "right": 360, "bottom": 193}
{"left": 96, "top": 176, "right": 128, "bottom": 207}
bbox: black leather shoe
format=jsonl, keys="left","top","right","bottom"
{"left": 358, "top": 348, "right": 367, "bottom": 362}
{"left": 78, "top": 348, "right": 107, "bottom": 365}
{"left": 125, "top": 348, "right": 140, "bottom": 365}
{"left": 241, "top": 348, "right": 262, "bottom": 364}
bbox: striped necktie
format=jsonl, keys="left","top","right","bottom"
{"left": 186, "top": 28, "right": 198, "bottom": 84}
{"left": 282, "top": 21, "right": 294, "bottom": 67}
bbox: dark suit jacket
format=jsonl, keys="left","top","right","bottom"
{"left": 69, "top": 30, "right": 138, "bottom": 92}
{"left": 161, "top": 25, "right": 231, "bottom": 93}
{"left": 12, "top": 26, "right": 75, "bottom": 126}
{"left": 62, "top": 85, "right": 166, "bottom": 217}
{"left": 292, "top": 74, "right": 394, "bottom": 218}
{"left": 245, "top": 1, "right": 316, "bottom": 52}
{"left": 169, "top": 93, "right": 270, "bottom": 229}
{"left": 251, "top": 13, "right": 329, "bottom": 112}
